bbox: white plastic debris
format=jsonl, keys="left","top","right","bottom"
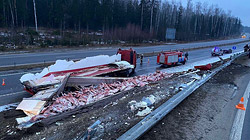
{"left": 136, "top": 107, "right": 152, "bottom": 117}
{"left": 113, "top": 61, "right": 134, "bottom": 69}
{"left": 0, "top": 103, "right": 19, "bottom": 113}
{"left": 191, "top": 74, "right": 201, "bottom": 80}
{"left": 129, "top": 95, "right": 156, "bottom": 117}
{"left": 16, "top": 116, "right": 32, "bottom": 124}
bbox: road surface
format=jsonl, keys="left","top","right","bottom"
{"left": 240, "top": 62, "right": 250, "bottom": 140}
{"left": 0, "top": 38, "right": 247, "bottom": 67}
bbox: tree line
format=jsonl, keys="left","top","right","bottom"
{"left": 0, "top": 0, "right": 242, "bottom": 42}
{"left": 243, "top": 26, "right": 250, "bottom": 33}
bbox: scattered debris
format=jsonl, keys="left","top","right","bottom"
{"left": 16, "top": 71, "right": 172, "bottom": 129}
{"left": 16, "top": 116, "right": 32, "bottom": 124}
{"left": 136, "top": 107, "right": 152, "bottom": 117}
{"left": 77, "top": 120, "right": 101, "bottom": 140}
{"left": 0, "top": 103, "right": 19, "bottom": 113}
{"left": 16, "top": 100, "right": 46, "bottom": 117}
{"left": 129, "top": 95, "right": 157, "bottom": 117}
{"left": 194, "top": 64, "right": 212, "bottom": 70}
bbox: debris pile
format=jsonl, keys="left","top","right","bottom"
{"left": 17, "top": 71, "right": 173, "bottom": 127}
{"left": 129, "top": 95, "right": 156, "bottom": 117}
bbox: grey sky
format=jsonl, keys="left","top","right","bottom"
{"left": 180, "top": 0, "right": 250, "bottom": 26}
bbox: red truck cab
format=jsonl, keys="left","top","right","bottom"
{"left": 117, "top": 48, "right": 137, "bottom": 71}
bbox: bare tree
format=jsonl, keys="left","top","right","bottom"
{"left": 14, "top": 0, "right": 18, "bottom": 26}
{"left": 150, "top": 0, "right": 155, "bottom": 34}
{"left": 8, "top": 0, "right": 15, "bottom": 28}
{"left": 33, "top": 0, "right": 38, "bottom": 31}
{"left": 140, "top": 0, "right": 144, "bottom": 30}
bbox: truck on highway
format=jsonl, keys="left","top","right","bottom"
{"left": 157, "top": 51, "right": 187, "bottom": 66}
{"left": 21, "top": 48, "right": 137, "bottom": 95}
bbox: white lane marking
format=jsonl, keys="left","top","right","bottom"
{"left": 0, "top": 49, "right": 115, "bottom": 59}
{"left": 230, "top": 81, "right": 250, "bottom": 140}
{"left": 0, "top": 91, "right": 27, "bottom": 98}
{"left": 0, "top": 70, "right": 41, "bottom": 77}
{"left": 0, "top": 102, "right": 19, "bottom": 112}
{"left": 55, "top": 55, "right": 76, "bottom": 59}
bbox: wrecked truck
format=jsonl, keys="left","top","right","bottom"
{"left": 20, "top": 48, "right": 137, "bottom": 95}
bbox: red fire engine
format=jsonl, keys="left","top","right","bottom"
{"left": 157, "top": 51, "right": 187, "bottom": 66}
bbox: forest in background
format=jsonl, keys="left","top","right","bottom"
{"left": 243, "top": 26, "right": 250, "bottom": 33}
{"left": 0, "top": 0, "right": 243, "bottom": 49}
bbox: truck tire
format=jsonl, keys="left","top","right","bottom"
{"left": 182, "top": 61, "right": 186, "bottom": 65}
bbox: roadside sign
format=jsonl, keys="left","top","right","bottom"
{"left": 166, "top": 28, "right": 176, "bottom": 40}
{"left": 232, "top": 46, "right": 236, "bottom": 50}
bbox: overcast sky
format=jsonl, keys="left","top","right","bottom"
{"left": 180, "top": 0, "right": 250, "bottom": 26}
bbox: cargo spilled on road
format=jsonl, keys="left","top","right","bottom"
{"left": 0, "top": 44, "right": 247, "bottom": 139}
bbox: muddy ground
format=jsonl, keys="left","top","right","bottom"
{"left": 140, "top": 56, "right": 250, "bottom": 140}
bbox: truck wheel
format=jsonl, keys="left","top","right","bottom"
{"left": 182, "top": 61, "right": 186, "bottom": 65}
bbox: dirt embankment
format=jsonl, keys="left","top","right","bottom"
{"left": 140, "top": 56, "right": 250, "bottom": 140}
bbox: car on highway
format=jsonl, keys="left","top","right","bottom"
{"left": 211, "top": 47, "right": 223, "bottom": 56}
{"left": 223, "top": 49, "right": 232, "bottom": 54}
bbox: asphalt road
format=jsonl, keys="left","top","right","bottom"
{"left": 0, "top": 38, "right": 247, "bottom": 67}
{"left": 241, "top": 74, "right": 250, "bottom": 140}
{"left": 0, "top": 42, "right": 246, "bottom": 106}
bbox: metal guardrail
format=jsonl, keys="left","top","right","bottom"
{"left": 118, "top": 52, "right": 246, "bottom": 140}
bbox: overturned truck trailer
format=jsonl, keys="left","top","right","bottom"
{"left": 20, "top": 48, "right": 137, "bottom": 95}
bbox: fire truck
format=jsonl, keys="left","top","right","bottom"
{"left": 157, "top": 51, "right": 187, "bottom": 66}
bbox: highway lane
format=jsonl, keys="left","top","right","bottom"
{"left": 0, "top": 42, "right": 246, "bottom": 106}
{"left": 0, "top": 38, "right": 247, "bottom": 67}
{"left": 241, "top": 89, "right": 250, "bottom": 140}
{"left": 240, "top": 76, "right": 250, "bottom": 140}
